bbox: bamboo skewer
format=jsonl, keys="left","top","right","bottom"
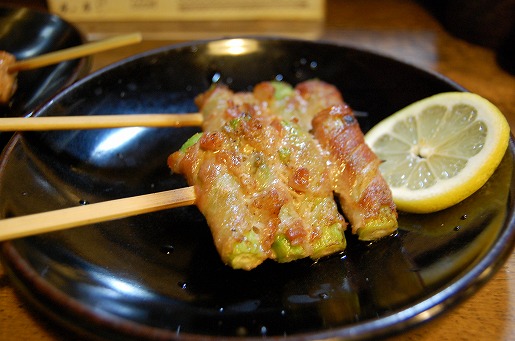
{"left": 0, "top": 111, "right": 369, "bottom": 132}
{"left": 0, "top": 186, "right": 196, "bottom": 241}
{"left": 7, "top": 32, "right": 143, "bottom": 73}
{"left": 0, "top": 113, "right": 203, "bottom": 131}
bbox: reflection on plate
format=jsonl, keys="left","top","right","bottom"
{"left": 0, "top": 37, "right": 514, "bottom": 340}
{"left": 0, "top": 6, "right": 89, "bottom": 149}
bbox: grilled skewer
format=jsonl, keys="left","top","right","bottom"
{"left": 0, "top": 80, "right": 397, "bottom": 270}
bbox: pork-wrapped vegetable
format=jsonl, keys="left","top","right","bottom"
{"left": 169, "top": 114, "right": 347, "bottom": 270}
{"left": 312, "top": 104, "right": 398, "bottom": 240}
{"left": 196, "top": 80, "right": 398, "bottom": 240}
{"left": 169, "top": 79, "right": 397, "bottom": 270}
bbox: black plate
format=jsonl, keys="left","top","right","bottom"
{"left": 0, "top": 6, "right": 89, "bottom": 148}
{"left": 1, "top": 37, "right": 514, "bottom": 340}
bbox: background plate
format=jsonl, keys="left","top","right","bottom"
{"left": 1, "top": 37, "right": 514, "bottom": 340}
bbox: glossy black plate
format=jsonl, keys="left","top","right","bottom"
{"left": 0, "top": 6, "right": 89, "bottom": 149}
{"left": 1, "top": 37, "right": 514, "bottom": 340}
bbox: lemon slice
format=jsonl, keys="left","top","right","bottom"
{"left": 364, "top": 92, "right": 510, "bottom": 213}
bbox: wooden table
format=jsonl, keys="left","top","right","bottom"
{"left": 1, "top": 0, "right": 514, "bottom": 339}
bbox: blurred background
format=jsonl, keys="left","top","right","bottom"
{"left": 1, "top": 0, "right": 513, "bottom": 74}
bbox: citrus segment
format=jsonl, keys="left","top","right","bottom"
{"left": 364, "top": 92, "right": 510, "bottom": 213}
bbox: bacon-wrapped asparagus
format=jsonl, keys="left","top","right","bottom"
{"left": 169, "top": 79, "right": 397, "bottom": 269}
{"left": 169, "top": 113, "right": 347, "bottom": 270}
{"left": 195, "top": 80, "right": 397, "bottom": 238}
{"left": 312, "top": 105, "right": 398, "bottom": 240}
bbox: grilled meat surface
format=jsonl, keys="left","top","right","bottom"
{"left": 195, "top": 79, "right": 344, "bottom": 132}
{"left": 312, "top": 104, "right": 398, "bottom": 240}
{"left": 169, "top": 114, "right": 347, "bottom": 270}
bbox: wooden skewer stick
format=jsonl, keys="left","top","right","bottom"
{"left": 7, "top": 32, "right": 143, "bottom": 73}
{"left": 0, "top": 113, "right": 203, "bottom": 131}
{"left": 0, "top": 111, "right": 371, "bottom": 132}
{"left": 0, "top": 186, "right": 196, "bottom": 241}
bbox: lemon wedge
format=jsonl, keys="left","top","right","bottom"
{"left": 364, "top": 92, "right": 510, "bottom": 213}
